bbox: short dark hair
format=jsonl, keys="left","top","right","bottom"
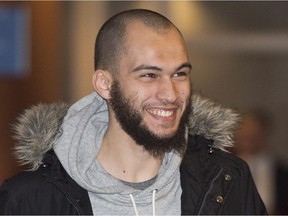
{"left": 94, "top": 9, "right": 179, "bottom": 72}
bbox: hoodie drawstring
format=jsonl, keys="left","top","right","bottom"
{"left": 129, "top": 189, "right": 157, "bottom": 216}
{"left": 129, "top": 194, "right": 139, "bottom": 216}
{"left": 152, "top": 189, "right": 156, "bottom": 216}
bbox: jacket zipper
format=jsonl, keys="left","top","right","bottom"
{"left": 196, "top": 168, "right": 224, "bottom": 215}
{"left": 47, "top": 177, "right": 81, "bottom": 215}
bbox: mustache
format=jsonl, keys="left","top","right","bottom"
{"left": 142, "top": 100, "right": 184, "bottom": 109}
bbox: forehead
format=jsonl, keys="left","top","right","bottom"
{"left": 120, "top": 21, "right": 189, "bottom": 68}
{"left": 125, "top": 20, "right": 181, "bottom": 42}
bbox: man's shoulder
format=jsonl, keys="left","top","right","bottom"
{"left": 0, "top": 151, "right": 63, "bottom": 201}
{"left": 0, "top": 168, "right": 51, "bottom": 198}
{"left": 185, "top": 135, "right": 249, "bottom": 172}
{"left": 0, "top": 168, "right": 56, "bottom": 213}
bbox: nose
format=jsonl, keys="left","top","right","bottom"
{"left": 156, "top": 77, "right": 178, "bottom": 104}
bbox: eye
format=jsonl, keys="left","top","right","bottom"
{"left": 139, "top": 73, "right": 159, "bottom": 81}
{"left": 173, "top": 71, "right": 189, "bottom": 80}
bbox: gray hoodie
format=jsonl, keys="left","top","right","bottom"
{"left": 12, "top": 92, "right": 239, "bottom": 215}
{"left": 53, "top": 93, "right": 182, "bottom": 215}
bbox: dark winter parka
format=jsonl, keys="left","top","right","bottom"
{"left": 0, "top": 94, "right": 267, "bottom": 215}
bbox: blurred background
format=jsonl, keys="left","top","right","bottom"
{"left": 0, "top": 1, "right": 287, "bottom": 214}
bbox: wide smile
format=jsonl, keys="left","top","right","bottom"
{"left": 146, "top": 108, "right": 176, "bottom": 118}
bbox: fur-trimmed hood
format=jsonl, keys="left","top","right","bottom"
{"left": 12, "top": 93, "right": 240, "bottom": 171}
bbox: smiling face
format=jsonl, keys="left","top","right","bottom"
{"left": 107, "top": 21, "right": 192, "bottom": 156}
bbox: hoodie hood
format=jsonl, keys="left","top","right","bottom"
{"left": 51, "top": 93, "right": 182, "bottom": 197}
{"left": 12, "top": 93, "right": 239, "bottom": 171}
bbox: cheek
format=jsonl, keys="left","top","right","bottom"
{"left": 127, "top": 83, "right": 153, "bottom": 101}
{"left": 123, "top": 86, "right": 147, "bottom": 109}
{"left": 178, "top": 88, "right": 191, "bottom": 111}
{"left": 179, "top": 85, "right": 191, "bottom": 101}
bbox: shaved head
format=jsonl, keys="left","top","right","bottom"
{"left": 94, "top": 9, "right": 182, "bottom": 74}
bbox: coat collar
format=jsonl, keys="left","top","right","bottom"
{"left": 12, "top": 93, "right": 240, "bottom": 170}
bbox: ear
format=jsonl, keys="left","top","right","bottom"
{"left": 92, "top": 69, "right": 113, "bottom": 99}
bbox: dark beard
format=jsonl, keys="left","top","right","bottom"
{"left": 108, "top": 80, "right": 192, "bottom": 158}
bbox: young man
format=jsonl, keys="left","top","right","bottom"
{"left": 0, "top": 9, "right": 267, "bottom": 215}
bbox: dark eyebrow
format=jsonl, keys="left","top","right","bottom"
{"left": 131, "top": 65, "right": 162, "bottom": 73}
{"left": 131, "top": 63, "right": 192, "bottom": 73}
{"left": 176, "top": 63, "right": 192, "bottom": 71}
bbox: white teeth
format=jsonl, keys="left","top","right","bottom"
{"left": 149, "top": 109, "right": 174, "bottom": 117}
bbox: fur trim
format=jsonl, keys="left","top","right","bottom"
{"left": 12, "top": 94, "right": 240, "bottom": 170}
{"left": 12, "top": 103, "right": 69, "bottom": 171}
{"left": 189, "top": 94, "right": 240, "bottom": 151}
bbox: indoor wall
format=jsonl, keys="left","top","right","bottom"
{"left": 0, "top": 1, "right": 65, "bottom": 183}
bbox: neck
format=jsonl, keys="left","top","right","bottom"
{"left": 97, "top": 124, "right": 163, "bottom": 183}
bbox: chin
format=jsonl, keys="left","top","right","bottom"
{"left": 153, "top": 129, "right": 178, "bottom": 139}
